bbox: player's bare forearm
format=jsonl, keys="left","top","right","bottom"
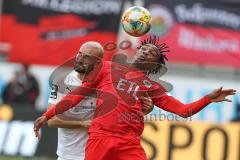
{"left": 48, "top": 116, "right": 91, "bottom": 129}
{"left": 47, "top": 103, "right": 91, "bottom": 129}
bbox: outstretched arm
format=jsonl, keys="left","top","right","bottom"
{"left": 153, "top": 87, "right": 236, "bottom": 118}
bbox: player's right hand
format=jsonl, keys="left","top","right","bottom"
{"left": 34, "top": 115, "right": 48, "bottom": 140}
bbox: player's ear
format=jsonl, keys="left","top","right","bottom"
{"left": 96, "top": 58, "right": 101, "bottom": 64}
{"left": 94, "top": 59, "right": 102, "bottom": 67}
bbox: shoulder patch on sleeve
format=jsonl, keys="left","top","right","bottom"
{"left": 143, "top": 80, "right": 152, "bottom": 88}
{"left": 50, "top": 84, "right": 58, "bottom": 99}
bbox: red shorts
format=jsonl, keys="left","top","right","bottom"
{"left": 85, "top": 136, "right": 147, "bottom": 160}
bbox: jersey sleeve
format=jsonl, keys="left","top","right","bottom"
{"left": 44, "top": 62, "right": 106, "bottom": 120}
{"left": 153, "top": 94, "right": 210, "bottom": 118}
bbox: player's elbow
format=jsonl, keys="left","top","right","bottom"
{"left": 178, "top": 112, "right": 192, "bottom": 118}
{"left": 179, "top": 114, "right": 189, "bottom": 118}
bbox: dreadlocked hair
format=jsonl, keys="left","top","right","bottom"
{"left": 137, "top": 35, "right": 170, "bottom": 74}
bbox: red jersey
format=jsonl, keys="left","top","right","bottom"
{"left": 45, "top": 61, "right": 210, "bottom": 139}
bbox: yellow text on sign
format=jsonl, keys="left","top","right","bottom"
{"left": 141, "top": 121, "right": 240, "bottom": 160}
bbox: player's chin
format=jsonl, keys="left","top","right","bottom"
{"left": 74, "top": 65, "right": 86, "bottom": 73}
{"left": 134, "top": 58, "right": 145, "bottom": 64}
{"left": 136, "top": 60, "right": 150, "bottom": 66}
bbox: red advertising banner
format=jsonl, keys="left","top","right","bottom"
{"left": 1, "top": 0, "right": 240, "bottom": 67}
{"left": 155, "top": 24, "right": 240, "bottom": 67}
{"left": 143, "top": 0, "right": 240, "bottom": 67}
{"left": 1, "top": 0, "right": 123, "bottom": 65}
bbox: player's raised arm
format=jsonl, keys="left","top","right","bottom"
{"left": 153, "top": 87, "right": 236, "bottom": 118}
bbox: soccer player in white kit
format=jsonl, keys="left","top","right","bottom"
{"left": 46, "top": 42, "right": 154, "bottom": 160}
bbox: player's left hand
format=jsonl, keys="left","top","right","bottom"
{"left": 34, "top": 115, "right": 48, "bottom": 140}
{"left": 141, "top": 93, "right": 154, "bottom": 115}
{"left": 208, "top": 87, "right": 236, "bottom": 103}
{"left": 80, "top": 120, "right": 92, "bottom": 128}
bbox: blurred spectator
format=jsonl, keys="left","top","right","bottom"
{"left": 232, "top": 101, "right": 240, "bottom": 121}
{"left": 2, "top": 64, "right": 39, "bottom": 107}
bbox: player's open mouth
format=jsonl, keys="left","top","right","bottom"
{"left": 138, "top": 57, "right": 146, "bottom": 63}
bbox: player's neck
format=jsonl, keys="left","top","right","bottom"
{"left": 130, "top": 63, "right": 147, "bottom": 75}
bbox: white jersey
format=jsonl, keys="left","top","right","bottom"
{"left": 48, "top": 71, "right": 96, "bottom": 160}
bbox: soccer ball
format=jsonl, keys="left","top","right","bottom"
{"left": 121, "top": 6, "right": 151, "bottom": 37}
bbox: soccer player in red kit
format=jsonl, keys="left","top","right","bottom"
{"left": 34, "top": 37, "right": 236, "bottom": 160}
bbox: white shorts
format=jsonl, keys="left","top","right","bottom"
{"left": 57, "top": 156, "right": 84, "bottom": 160}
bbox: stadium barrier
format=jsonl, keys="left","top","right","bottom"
{"left": 0, "top": 105, "right": 239, "bottom": 160}
{"left": 0, "top": 105, "right": 57, "bottom": 158}
{"left": 142, "top": 121, "right": 240, "bottom": 160}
